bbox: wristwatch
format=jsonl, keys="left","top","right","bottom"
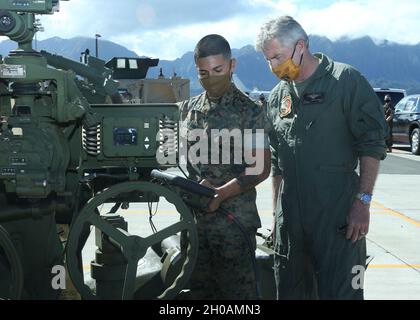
{"left": 356, "top": 192, "right": 373, "bottom": 205}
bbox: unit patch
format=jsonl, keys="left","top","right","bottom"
{"left": 280, "top": 95, "right": 292, "bottom": 118}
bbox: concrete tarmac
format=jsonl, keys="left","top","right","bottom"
{"left": 363, "top": 147, "right": 420, "bottom": 300}
{"left": 79, "top": 146, "right": 420, "bottom": 300}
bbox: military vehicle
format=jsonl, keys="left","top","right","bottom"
{"left": 0, "top": 0, "right": 275, "bottom": 300}
{"left": 105, "top": 57, "right": 190, "bottom": 104}
{"left": 40, "top": 50, "right": 190, "bottom": 105}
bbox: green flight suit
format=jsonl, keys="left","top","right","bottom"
{"left": 179, "top": 83, "right": 270, "bottom": 299}
{"left": 267, "top": 54, "right": 387, "bottom": 300}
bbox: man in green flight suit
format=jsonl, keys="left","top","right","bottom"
{"left": 255, "top": 16, "right": 387, "bottom": 300}
{"left": 178, "top": 34, "right": 271, "bottom": 299}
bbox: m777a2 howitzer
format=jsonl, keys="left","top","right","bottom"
{"left": 39, "top": 49, "right": 123, "bottom": 104}
{"left": 0, "top": 0, "right": 200, "bottom": 300}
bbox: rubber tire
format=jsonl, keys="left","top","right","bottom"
{"left": 0, "top": 225, "right": 23, "bottom": 300}
{"left": 411, "top": 128, "right": 420, "bottom": 155}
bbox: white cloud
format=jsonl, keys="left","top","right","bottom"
{"left": 298, "top": 0, "right": 420, "bottom": 45}
{"left": 115, "top": 14, "right": 273, "bottom": 60}
{"left": 133, "top": 0, "right": 420, "bottom": 59}
{"left": 1, "top": 0, "right": 420, "bottom": 59}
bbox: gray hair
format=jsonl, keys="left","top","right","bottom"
{"left": 255, "top": 16, "right": 309, "bottom": 51}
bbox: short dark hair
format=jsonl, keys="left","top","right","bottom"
{"left": 194, "top": 34, "right": 232, "bottom": 62}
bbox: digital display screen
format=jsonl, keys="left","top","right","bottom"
{"left": 113, "top": 128, "right": 138, "bottom": 146}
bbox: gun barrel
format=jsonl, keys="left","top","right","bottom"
{"left": 40, "top": 50, "right": 106, "bottom": 85}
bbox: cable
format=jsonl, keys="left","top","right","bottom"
{"left": 177, "top": 165, "right": 189, "bottom": 179}
{"left": 109, "top": 202, "right": 122, "bottom": 214}
{"left": 148, "top": 200, "right": 159, "bottom": 234}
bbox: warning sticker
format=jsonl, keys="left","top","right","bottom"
{"left": 0, "top": 64, "right": 27, "bottom": 79}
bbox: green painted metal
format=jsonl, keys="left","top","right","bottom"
{"left": 0, "top": 225, "right": 23, "bottom": 300}
{"left": 40, "top": 51, "right": 122, "bottom": 104}
{"left": 66, "top": 181, "right": 198, "bottom": 300}
{"left": 0, "top": 1, "right": 190, "bottom": 300}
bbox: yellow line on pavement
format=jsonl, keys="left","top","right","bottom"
{"left": 99, "top": 209, "right": 180, "bottom": 216}
{"left": 256, "top": 185, "right": 272, "bottom": 190}
{"left": 98, "top": 209, "right": 277, "bottom": 216}
{"left": 80, "top": 263, "right": 420, "bottom": 271}
{"left": 368, "top": 264, "right": 420, "bottom": 269}
{"left": 372, "top": 201, "right": 420, "bottom": 228}
{"left": 96, "top": 201, "right": 417, "bottom": 224}
{"left": 104, "top": 209, "right": 405, "bottom": 218}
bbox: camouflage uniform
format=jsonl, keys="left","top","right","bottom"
{"left": 179, "top": 83, "right": 269, "bottom": 300}
{"left": 267, "top": 54, "right": 387, "bottom": 300}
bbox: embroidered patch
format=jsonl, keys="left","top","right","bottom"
{"left": 280, "top": 95, "right": 292, "bottom": 118}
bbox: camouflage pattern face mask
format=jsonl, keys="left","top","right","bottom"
{"left": 199, "top": 72, "right": 232, "bottom": 99}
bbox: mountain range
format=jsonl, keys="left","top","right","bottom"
{"left": 1, "top": 35, "right": 420, "bottom": 96}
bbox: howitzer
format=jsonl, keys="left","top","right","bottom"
{"left": 40, "top": 50, "right": 122, "bottom": 104}
{"left": 0, "top": 0, "right": 198, "bottom": 300}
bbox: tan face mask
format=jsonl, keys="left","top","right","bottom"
{"left": 199, "top": 72, "right": 232, "bottom": 100}
{"left": 270, "top": 43, "right": 303, "bottom": 81}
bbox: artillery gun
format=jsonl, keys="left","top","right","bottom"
{"left": 40, "top": 45, "right": 190, "bottom": 105}
{"left": 40, "top": 49, "right": 122, "bottom": 104}
{"left": 0, "top": 0, "right": 276, "bottom": 301}
{"left": 0, "top": 0, "right": 198, "bottom": 300}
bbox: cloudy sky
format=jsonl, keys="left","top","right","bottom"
{"left": 3, "top": 0, "right": 420, "bottom": 60}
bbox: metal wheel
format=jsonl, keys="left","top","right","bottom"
{"left": 0, "top": 225, "right": 23, "bottom": 300}
{"left": 66, "top": 181, "right": 198, "bottom": 300}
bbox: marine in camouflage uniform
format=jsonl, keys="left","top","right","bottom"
{"left": 256, "top": 17, "right": 387, "bottom": 300}
{"left": 178, "top": 34, "right": 270, "bottom": 300}
{"left": 179, "top": 83, "right": 270, "bottom": 299}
